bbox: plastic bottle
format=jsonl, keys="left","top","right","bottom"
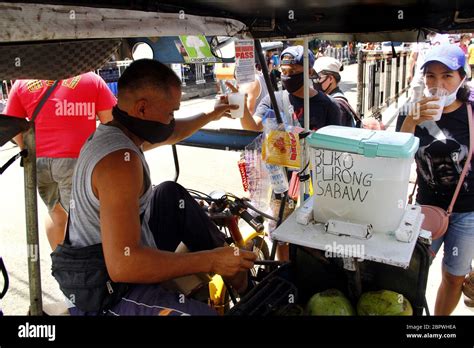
{"left": 265, "top": 164, "right": 289, "bottom": 194}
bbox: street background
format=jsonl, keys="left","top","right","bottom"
{"left": 0, "top": 63, "right": 472, "bottom": 315}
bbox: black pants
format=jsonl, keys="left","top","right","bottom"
{"left": 147, "top": 181, "right": 226, "bottom": 253}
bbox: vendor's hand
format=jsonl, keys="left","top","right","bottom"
{"left": 407, "top": 96, "right": 442, "bottom": 126}
{"left": 208, "top": 246, "right": 257, "bottom": 277}
{"left": 224, "top": 81, "right": 249, "bottom": 117}
{"left": 208, "top": 95, "right": 239, "bottom": 121}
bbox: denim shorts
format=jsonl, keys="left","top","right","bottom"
{"left": 431, "top": 211, "right": 474, "bottom": 276}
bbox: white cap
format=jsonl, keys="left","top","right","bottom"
{"left": 313, "top": 57, "right": 343, "bottom": 74}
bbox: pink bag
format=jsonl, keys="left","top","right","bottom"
{"left": 419, "top": 205, "right": 450, "bottom": 240}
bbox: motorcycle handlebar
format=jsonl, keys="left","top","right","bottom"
{"left": 190, "top": 191, "right": 274, "bottom": 232}
{"left": 228, "top": 201, "right": 265, "bottom": 233}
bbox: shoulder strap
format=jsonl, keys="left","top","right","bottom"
{"left": 332, "top": 91, "right": 346, "bottom": 100}
{"left": 407, "top": 178, "right": 417, "bottom": 205}
{"left": 447, "top": 103, "right": 474, "bottom": 215}
{"left": 334, "top": 96, "right": 361, "bottom": 121}
{"left": 30, "top": 80, "right": 60, "bottom": 123}
{"left": 0, "top": 149, "right": 28, "bottom": 175}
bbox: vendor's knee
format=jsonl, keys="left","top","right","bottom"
{"left": 151, "top": 181, "right": 187, "bottom": 207}
{"left": 154, "top": 181, "right": 184, "bottom": 195}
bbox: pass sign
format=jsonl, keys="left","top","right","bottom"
{"left": 235, "top": 40, "right": 255, "bottom": 84}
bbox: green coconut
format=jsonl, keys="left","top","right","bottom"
{"left": 357, "top": 290, "right": 413, "bottom": 316}
{"left": 306, "top": 289, "right": 356, "bottom": 316}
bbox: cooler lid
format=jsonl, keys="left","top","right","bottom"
{"left": 307, "top": 126, "right": 419, "bottom": 158}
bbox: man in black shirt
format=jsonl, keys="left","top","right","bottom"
{"left": 313, "top": 56, "right": 359, "bottom": 127}
{"left": 238, "top": 45, "right": 342, "bottom": 131}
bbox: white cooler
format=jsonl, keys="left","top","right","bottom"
{"left": 308, "top": 126, "right": 419, "bottom": 233}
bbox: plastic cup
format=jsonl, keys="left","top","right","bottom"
{"left": 425, "top": 87, "right": 448, "bottom": 121}
{"left": 227, "top": 93, "right": 245, "bottom": 119}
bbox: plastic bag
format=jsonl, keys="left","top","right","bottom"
{"left": 240, "top": 134, "right": 272, "bottom": 212}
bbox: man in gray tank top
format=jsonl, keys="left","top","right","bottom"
{"left": 63, "top": 59, "right": 256, "bottom": 316}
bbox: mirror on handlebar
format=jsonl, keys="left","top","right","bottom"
{"left": 209, "top": 36, "right": 236, "bottom": 61}
{"left": 208, "top": 190, "right": 226, "bottom": 200}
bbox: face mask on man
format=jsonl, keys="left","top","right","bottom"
{"left": 112, "top": 105, "right": 175, "bottom": 144}
{"left": 313, "top": 76, "right": 330, "bottom": 93}
{"left": 281, "top": 72, "right": 304, "bottom": 93}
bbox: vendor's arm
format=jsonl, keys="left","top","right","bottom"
{"left": 142, "top": 100, "right": 238, "bottom": 151}
{"left": 400, "top": 96, "right": 440, "bottom": 133}
{"left": 93, "top": 149, "right": 255, "bottom": 283}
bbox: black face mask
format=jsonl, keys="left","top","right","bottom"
{"left": 112, "top": 106, "right": 175, "bottom": 144}
{"left": 281, "top": 72, "right": 305, "bottom": 93}
{"left": 313, "top": 76, "right": 330, "bottom": 93}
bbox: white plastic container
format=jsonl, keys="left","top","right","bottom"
{"left": 308, "top": 126, "right": 419, "bottom": 233}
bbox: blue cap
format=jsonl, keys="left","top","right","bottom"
{"left": 420, "top": 44, "right": 466, "bottom": 71}
{"left": 280, "top": 46, "right": 315, "bottom": 67}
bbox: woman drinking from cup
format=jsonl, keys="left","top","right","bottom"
{"left": 401, "top": 44, "right": 474, "bottom": 315}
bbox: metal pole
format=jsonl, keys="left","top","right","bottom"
{"left": 256, "top": 38, "right": 288, "bottom": 260}
{"left": 172, "top": 145, "right": 180, "bottom": 183}
{"left": 356, "top": 49, "right": 364, "bottom": 119}
{"left": 303, "top": 38, "right": 310, "bottom": 132}
{"left": 254, "top": 39, "right": 283, "bottom": 124}
{"left": 300, "top": 38, "right": 310, "bottom": 201}
{"left": 23, "top": 126, "right": 43, "bottom": 315}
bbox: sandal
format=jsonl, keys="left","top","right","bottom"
{"left": 462, "top": 272, "right": 474, "bottom": 307}
{"left": 464, "top": 294, "right": 474, "bottom": 308}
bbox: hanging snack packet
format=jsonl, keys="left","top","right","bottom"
{"left": 262, "top": 128, "right": 301, "bottom": 169}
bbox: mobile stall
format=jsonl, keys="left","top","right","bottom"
{"left": 0, "top": 0, "right": 474, "bottom": 317}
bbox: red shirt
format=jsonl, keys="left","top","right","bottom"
{"left": 4, "top": 72, "right": 116, "bottom": 158}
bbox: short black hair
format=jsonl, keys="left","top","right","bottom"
{"left": 118, "top": 59, "right": 181, "bottom": 97}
